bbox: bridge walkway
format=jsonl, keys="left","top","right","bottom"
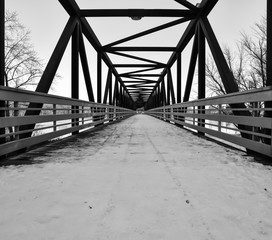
{"left": 0, "top": 115, "right": 272, "bottom": 239}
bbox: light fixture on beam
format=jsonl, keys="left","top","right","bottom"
{"left": 130, "top": 16, "right": 142, "bottom": 21}
{"left": 129, "top": 9, "right": 143, "bottom": 21}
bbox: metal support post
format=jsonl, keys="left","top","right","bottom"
{"left": 264, "top": 0, "right": 272, "bottom": 144}
{"left": 0, "top": 0, "right": 4, "bottom": 87}
{"left": 97, "top": 51, "right": 102, "bottom": 103}
{"left": 109, "top": 73, "right": 113, "bottom": 105}
{"left": 177, "top": 52, "right": 182, "bottom": 103}
{"left": 103, "top": 68, "right": 112, "bottom": 104}
{"left": 119, "top": 84, "right": 122, "bottom": 107}
{"left": 72, "top": 23, "right": 79, "bottom": 134}
{"left": 72, "top": 23, "right": 79, "bottom": 100}
{"left": 167, "top": 70, "right": 170, "bottom": 105}
{"left": 157, "top": 85, "right": 161, "bottom": 107}
{"left": 113, "top": 77, "right": 118, "bottom": 106}
{"left": 0, "top": 0, "right": 5, "bottom": 144}
{"left": 161, "top": 77, "right": 167, "bottom": 106}
{"left": 167, "top": 68, "right": 176, "bottom": 104}
{"left": 198, "top": 22, "right": 206, "bottom": 135}
{"left": 267, "top": 0, "right": 272, "bottom": 87}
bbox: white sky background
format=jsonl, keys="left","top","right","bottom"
{"left": 5, "top": 0, "right": 267, "bottom": 102}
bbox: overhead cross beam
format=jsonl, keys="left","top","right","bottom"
{"left": 104, "top": 47, "right": 176, "bottom": 52}
{"left": 120, "top": 67, "right": 163, "bottom": 77}
{"left": 113, "top": 64, "right": 165, "bottom": 68}
{"left": 109, "top": 52, "right": 164, "bottom": 65}
{"left": 80, "top": 9, "right": 194, "bottom": 18}
{"left": 104, "top": 17, "right": 191, "bottom": 48}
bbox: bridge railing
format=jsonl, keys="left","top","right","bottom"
{"left": 0, "top": 86, "right": 134, "bottom": 157}
{"left": 146, "top": 87, "right": 272, "bottom": 158}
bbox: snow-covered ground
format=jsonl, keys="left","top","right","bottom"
{"left": 0, "top": 114, "right": 272, "bottom": 240}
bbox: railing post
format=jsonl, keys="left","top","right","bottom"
{"left": 218, "top": 104, "right": 222, "bottom": 132}
{"left": 252, "top": 102, "right": 259, "bottom": 142}
{"left": 53, "top": 104, "right": 57, "bottom": 132}
{"left": 0, "top": 0, "right": 5, "bottom": 144}
{"left": 14, "top": 101, "right": 19, "bottom": 140}
{"left": 193, "top": 106, "right": 195, "bottom": 125}
{"left": 82, "top": 105, "right": 84, "bottom": 125}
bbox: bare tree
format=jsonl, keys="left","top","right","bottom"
{"left": 206, "top": 17, "right": 267, "bottom": 96}
{"left": 4, "top": 11, "right": 45, "bottom": 141}
{"left": 4, "top": 10, "right": 43, "bottom": 89}
{"left": 241, "top": 17, "right": 267, "bottom": 88}
{"left": 206, "top": 17, "right": 267, "bottom": 143}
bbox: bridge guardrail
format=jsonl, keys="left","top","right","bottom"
{"left": 146, "top": 87, "right": 272, "bottom": 158}
{"left": 0, "top": 86, "right": 134, "bottom": 157}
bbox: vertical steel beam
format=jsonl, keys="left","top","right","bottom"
{"left": 267, "top": 0, "right": 272, "bottom": 86}
{"left": 157, "top": 88, "right": 160, "bottom": 107}
{"left": 119, "top": 84, "right": 122, "bottom": 107}
{"left": 122, "top": 89, "right": 125, "bottom": 107}
{"left": 97, "top": 51, "right": 102, "bottom": 103}
{"left": 156, "top": 87, "right": 160, "bottom": 107}
{"left": 177, "top": 52, "right": 182, "bottom": 103}
{"left": 113, "top": 77, "right": 118, "bottom": 106}
{"left": 0, "top": 0, "right": 4, "bottom": 87}
{"left": 109, "top": 73, "right": 113, "bottom": 105}
{"left": 198, "top": 22, "right": 206, "bottom": 134}
{"left": 79, "top": 27, "right": 95, "bottom": 102}
{"left": 198, "top": 23, "right": 205, "bottom": 100}
{"left": 161, "top": 77, "right": 167, "bottom": 106}
{"left": 264, "top": 0, "right": 272, "bottom": 143}
{"left": 72, "top": 23, "right": 79, "bottom": 100}
{"left": 0, "top": 0, "right": 5, "bottom": 144}
{"left": 167, "top": 71, "right": 170, "bottom": 105}
{"left": 168, "top": 68, "right": 176, "bottom": 104}
{"left": 72, "top": 23, "right": 79, "bottom": 134}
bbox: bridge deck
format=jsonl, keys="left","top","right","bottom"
{"left": 0, "top": 115, "right": 272, "bottom": 239}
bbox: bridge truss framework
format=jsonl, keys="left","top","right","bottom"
{"left": 0, "top": 0, "right": 272, "bottom": 158}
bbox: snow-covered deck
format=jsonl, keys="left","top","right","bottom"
{"left": 0, "top": 114, "right": 272, "bottom": 239}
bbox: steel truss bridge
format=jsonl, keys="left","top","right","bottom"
{"left": 0, "top": 0, "right": 272, "bottom": 159}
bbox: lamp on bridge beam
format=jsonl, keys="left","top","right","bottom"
{"left": 129, "top": 9, "right": 143, "bottom": 21}
{"left": 130, "top": 16, "right": 142, "bottom": 21}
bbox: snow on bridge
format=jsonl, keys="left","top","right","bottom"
{"left": 0, "top": 114, "right": 272, "bottom": 239}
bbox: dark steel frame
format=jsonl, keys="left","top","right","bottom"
{"left": 0, "top": 0, "right": 5, "bottom": 143}
{"left": 0, "top": 0, "right": 271, "bottom": 142}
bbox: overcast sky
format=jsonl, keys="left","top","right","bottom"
{"left": 5, "top": 0, "right": 267, "bottom": 101}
